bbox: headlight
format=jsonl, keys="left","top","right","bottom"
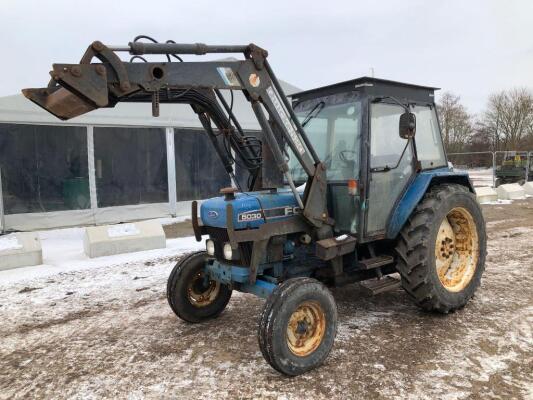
{"left": 223, "top": 243, "right": 233, "bottom": 260}
{"left": 206, "top": 239, "right": 215, "bottom": 256}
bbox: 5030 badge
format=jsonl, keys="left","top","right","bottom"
{"left": 237, "top": 206, "right": 301, "bottom": 222}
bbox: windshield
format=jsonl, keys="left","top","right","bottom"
{"left": 289, "top": 94, "right": 362, "bottom": 182}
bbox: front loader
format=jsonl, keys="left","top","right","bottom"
{"left": 23, "top": 37, "right": 487, "bottom": 376}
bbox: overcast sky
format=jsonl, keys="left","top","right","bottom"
{"left": 2, "top": 0, "right": 532, "bottom": 115}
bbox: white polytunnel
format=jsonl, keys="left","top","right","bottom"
{"left": 0, "top": 79, "right": 301, "bottom": 231}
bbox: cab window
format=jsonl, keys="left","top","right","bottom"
{"left": 413, "top": 105, "right": 447, "bottom": 169}
{"left": 290, "top": 100, "right": 362, "bottom": 182}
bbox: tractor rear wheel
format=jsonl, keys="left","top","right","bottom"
{"left": 258, "top": 278, "right": 337, "bottom": 376}
{"left": 167, "top": 251, "right": 232, "bottom": 323}
{"left": 395, "top": 184, "right": 486, "bottom": 313}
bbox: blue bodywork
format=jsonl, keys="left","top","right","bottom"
{"left": 206, "top": 260, "right": 277, "bottom": 298}
{"left": 207, "top": 260, "right": 259, "bottom": 284}
{"left": 201, "top": 188, "right": 302, "bottom": 298}
{"left": 201, "top": 167, "right": 472, "bottom": 296}
{"left": 386, "top": 167, "right": 473, "bottom": 239}
{"left": 200, "top": 189, "right": 300, "bottom": 229}
{"left": 201, "top": 168, "right": 472, "bottom": 238}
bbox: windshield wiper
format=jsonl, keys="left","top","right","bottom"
{"left": 301, "top": 101, "right": 325, "bottom": 128}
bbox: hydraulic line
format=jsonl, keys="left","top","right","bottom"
{"left": 122, "top": 88, "right": 263, "bottom": 190}
{"left": 122, "top": 36, "right": 262, "bottom": 189}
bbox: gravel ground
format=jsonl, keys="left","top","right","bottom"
{"left": 1, "top": 200, "right": 532, "bottom": 399}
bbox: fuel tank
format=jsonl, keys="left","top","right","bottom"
{"left": 200, "top": 189, "right": 301, "bottom": 230}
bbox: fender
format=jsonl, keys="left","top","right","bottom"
{"left": 386, "top": 168, "right": 474, "bottom": 239}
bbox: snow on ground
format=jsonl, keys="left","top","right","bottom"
{"left": 107, "top": 223, "right": 141, "bottom": 238}
{"left": 0, "top": 224, "right": 202, "bottom": 285}
{"left": 0, "top": 203, "right": 532, "bottom": 399}
{"left": 0, "top": 235, "right": 23, "bottom": 251}
{"left": 479, "top": 199, "right": 513, "bottom": 205}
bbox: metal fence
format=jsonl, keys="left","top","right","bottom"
{"left": 448, "top": 150, "right": 533, "bottom": 188}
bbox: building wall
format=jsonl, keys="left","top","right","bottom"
{"left": 0, "top": 122, "right": 234, "bottom": 231}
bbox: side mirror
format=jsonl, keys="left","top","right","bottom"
{"left": 399, "top": 112, "right": 416, "bottom": 139}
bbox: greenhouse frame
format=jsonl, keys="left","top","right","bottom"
{"left": 0, "top": 81, "right": 300, "bottom": 231}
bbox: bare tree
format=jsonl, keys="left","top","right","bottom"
{"left": 481, "top": 88, "right": 533, "bottom": 150}
{"left": 437, "top": 92, "right": 473, "bottom": 153}
{"left": 469, "top": 121, "right": 494, "bottom": 151}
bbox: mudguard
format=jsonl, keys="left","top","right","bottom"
{"left": 386, "top": 168, "right": 474, "bottom": 239}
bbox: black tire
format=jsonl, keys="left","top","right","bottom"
{"left": 167, "top": 251, "right": 232, "bottom": 323}
{"left": 395, "top": 184, "right": 486, "bottom": 313}
{"left": 258, "top": 278, "right": 337, "bottom": 376}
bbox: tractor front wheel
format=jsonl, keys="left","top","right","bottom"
{"left": 258, "top": 278, "right": 338, "bottom": 376}
{"left": 167, "top": 251, "right": 232, "bottom": 323}
{"left": 395, "top": 184, "right": 486, "bottom": 313}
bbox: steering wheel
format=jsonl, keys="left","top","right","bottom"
{"left": 339, "top": 150, "right": 357, "bottom": 163}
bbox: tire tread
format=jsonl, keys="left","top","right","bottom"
{"left": 394, "top": 183, "right": 486, "bottom": 313}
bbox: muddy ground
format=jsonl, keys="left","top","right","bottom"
{"left": 1, "top": 201, "right": 532, "bottom": 399}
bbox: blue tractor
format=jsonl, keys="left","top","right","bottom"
{"left": 24, "top": 38, "right": 486, "bottom": 376}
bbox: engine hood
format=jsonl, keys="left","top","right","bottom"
{"left": 200, "top": 189, "right": 302, "bottom": 230}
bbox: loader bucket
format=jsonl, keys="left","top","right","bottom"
{"left": 22, "top": 86, "right": 97, "bottom": 120}
{"left": 22, "top": 64, "right": 110, "bottom": 120}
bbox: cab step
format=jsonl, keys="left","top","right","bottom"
{"left": 357, "top": 255, "right": 394, "bottom": 270}
{"left": 359, "top": 276, "right": 401, "bottom": 296}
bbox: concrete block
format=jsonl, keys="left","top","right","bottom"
{"left": 496, "top": 183, "right": 525, "bottom": 200}
{"left": 0, "top": 233, "right": 42, "bottom": 271}
{"left": 475, "top": 187, "right": 498, "bottom": 203}
{"left": 84, "top": 221, "right": 166, "bottom": 258}
{"left": 522, "top": 181, "right": 533, "bottom": 195}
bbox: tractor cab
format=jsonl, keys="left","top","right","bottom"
{"left": 288, "top": 77, "right": 448, "bottom": 240}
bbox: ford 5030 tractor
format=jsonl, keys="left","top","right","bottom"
{"left": 24, "top": 37, "right": 486, "bottom": 376}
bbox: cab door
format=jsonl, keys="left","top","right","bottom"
{"left": 290, "top": 95, "right": 363, "bottom": 234}
{"left": 365, "top": 102, "right": 414, "bottom": 236}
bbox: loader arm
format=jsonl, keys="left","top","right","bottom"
{"left": 22, "top": 40, "right": 331, "bottom": 228}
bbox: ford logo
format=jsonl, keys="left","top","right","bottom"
{"left": 207, "top": 211, "right": 219, "bottom": 219}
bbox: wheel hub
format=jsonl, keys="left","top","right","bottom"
{"left": 296, "top": 320, "right": 309, "bottom": 335}
{"left": 187, "top": 271, "right": 220, "bottom": 307}
{"left": 435, "top": 207, "right": 479, "bottom": 292}
{"left": 286, "top": 301, "right": 326, "bottom": 357}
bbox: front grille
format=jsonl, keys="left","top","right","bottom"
{"left": 204, "top": 227, "right": 229, "bottom": 242}
{"left": 204, "top": 226, "right": 252, "bottom": 266}
{"left": 239, "top": 242, "right": 253, "bottom": 266}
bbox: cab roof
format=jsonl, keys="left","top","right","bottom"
{"left": 290, "top": 77, "right": 440, "bottom": 104}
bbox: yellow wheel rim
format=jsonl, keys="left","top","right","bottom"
{"left": 286, "top": 301, "right": 326, "bottom": 357}
{"left": 435, "top": 207, "right": 479, "bottom": 292}
{"left": 187, "top": 271, "right": 220, "bottom": 308}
